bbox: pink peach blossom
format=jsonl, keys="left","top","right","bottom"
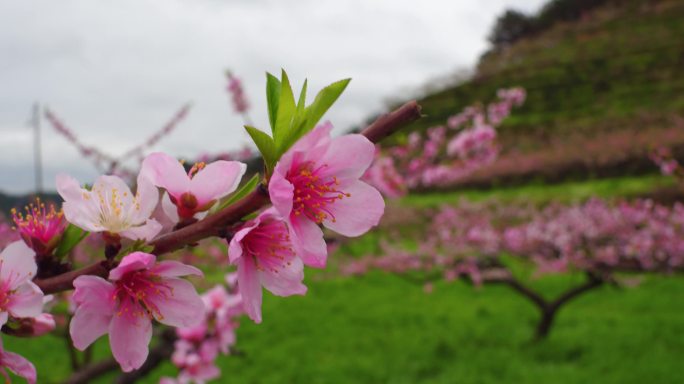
{"left": 11, "top": 198, "right": 66, "bottom": 256}
{"left": 0, "top": 337, "right": 36, "bottom": 384}
{"left": 226, "top": 72, "right": 249, "bottom": 114}
{"left": 56, "top": 173, "right": 161, "bottom": 241}
{"left": 140, "top": 152, "right": 246, "bottom": 222}
{"left": 70, "top": 252, "right": 204, "bottom": 372}
{"left": 229, "top": 208, "right": 306, "bottom": 323}
{"left": 0, "top": 241, "right": 44, "bottom": 327}
{"left": 269, "top": 123, "right": 384, "bottom": 267}
{"left": 28, "top": 313, "right": 56, "bottom": 336}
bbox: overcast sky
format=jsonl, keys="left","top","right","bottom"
{"left": 0, "top": 0, "right": 546, "bottom": 194}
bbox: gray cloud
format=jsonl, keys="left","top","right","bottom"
{"left": 0, "top": 0, "right": 546, "bottom": 194}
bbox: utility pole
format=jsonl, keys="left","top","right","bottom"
{"left": 31, "top": 102, "right": 43, "bottom": 194}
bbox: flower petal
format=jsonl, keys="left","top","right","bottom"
{"left": 228, "top": 220, "right": 260, "bottom": 264}
{"left": 152, "top": 261, "right": 203, "bottom": 278}
{"left": 109, "top": 252, "right": 156, "bottom": 281}
{"left": 69, "top": 276, "right": 115, "bottom": 350}
{"left": 62, "top": 202, "right": 104, "bottom": 232}
{"left": 118, "top": 219, "right": 162, "bottom": 242}
{"left": 259, "top": 256, "right": 307, "bottom": 297}
{"left": 1, "top": 350, "right": 37, "bottom": 384}
{"left": 72, "top": 276, "right": 116, "bottom": 311}
{"left": 70, "top": 305, "right": 112, "bottom": 350}
{"left": 190, "top": 161, "right": 246, "bottom": 205}
{"left": 140, "top": 152, "right": 191, "bottom": 198}
{"left": 0, "top": 241, "right": 36, "bottom": 289}
{"left": 129, "top": 175, "right": 160, "bottom": 224}
{"left": 57, "top": 174, "right": 102, "bottom": 232}
{"left": 7, "top": 281, "right": 44, "bottom": 319}
{"left": 320, "top": 134, "right": 375, "bottom": 180}
{"left": 55, "top": 173, "right": 85, "bottom": 202}
{"left": 289, "top": 121, "right": 333, "bottom": 153}
{"left": 268, "top": 169, "right": 294, "bottom": 219}
{"left": 150, "top": 278, "right": 204, "bottom": 328}
{"left": 161, "top": 193, "right": 180, "bottom": 224}
{"left": 237, "top": 256, "right": 263, "bottom": 323}
{"left": 289, "top": 217, "right": 327, "bottom": 268}
{"left": 109, "top": 312, "right": 153, "bottom": 372}
{"left": 324, "top": 181, "right": 385, "bottom": 237}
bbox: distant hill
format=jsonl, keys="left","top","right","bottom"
{"left": 386, "top": 0, "right": 684, "bottom": 186}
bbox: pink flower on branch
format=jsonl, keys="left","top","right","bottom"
{"left": 11, "top": 198, "right": 66, "bottom": 256}
{"left": 2, "top": 294, "right": 56, "bottom": 337}
{"left": 269, "top": 123, "right": 385, "bottom": 267}
{"left": 141, "top": 152, "right": 246, "bottom": 223}
{"left": 70, "top": 252, "right": 204, "bottom": 372}
{"left": 225, "top": 71, "right": 250, "bottom": 114}
{"left": 0, "top": 241, "right": 44, "bottom": 327}
{"left": 56, "top": 173, "right": 161, "bottom": 242}
{"left": 0, "top": 337, "right": 36, "bottom": 384}
{"left": 168, "top": 338, "right": 221, "bottom": 383}
{"left": 229, "top": 208, "right": 306, "bottom": 323}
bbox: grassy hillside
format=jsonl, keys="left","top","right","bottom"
{"left": 393, "top": 0, "right": 684, "bottom": 161}
{"left": 384, "top": 0, "right": 684, "bottom": 186}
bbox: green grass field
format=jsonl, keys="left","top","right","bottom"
{"left": 4, "top": 175, "right": 683, "bottom": 383}
{"left": 399, "top": 174, "right": 675, "bottom": 207}
{"left": 8, "top": 270, "right": 683, "bottom": 383}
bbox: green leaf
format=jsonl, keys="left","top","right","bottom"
{"left": 276, "top": 78, "right": 351, "bottom": 155}
{"left": 288, "top": 79, "right": 309, "bottom": 144}
{"left": 241, "top": 211, "right": 259, "bottom": 221}
{"left": 273, "top": 70, "right": 296, "bottom": 146}
{"left": 303, "top": 78, "right": 350, "bottom": 132}
{"left": 296, "top": 79, "right": 308, "bottom": 114}
{"left": 245, "top": 125, "right": 277, "bottom": 171}
{"left": 54, "top": 224, "right": 88, "bottom": 259}
{"left": 266, "top": 73, "right": 281, "bottom": 132}
{"left": 216, "top": 173, "right": 261, "bottom": 211}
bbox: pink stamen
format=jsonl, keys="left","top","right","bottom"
{"left": 288, "top": 162, "right": 350, "bottom": 224}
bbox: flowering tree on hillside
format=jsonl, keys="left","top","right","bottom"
{"left": 362, "top": 87, "right": 525, "bottom": 196}
{"left": 344, "top": 198, "right": 684, "bottom": 339}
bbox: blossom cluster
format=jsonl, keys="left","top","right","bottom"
{"left": 362, "top": 87, "right": 525, "bottom": 195}
{"left": 45, "top": 105, "right": 190, "bottom": 178}
{"left": 162, "top": 274, "right": 244, "bottom": 383}
{"left": 0, "top": 74, "right": 389, "bottom": 381}
{"left": 225, "top": 71, "right": 250, "bottom": 114}
{"left": 650, "top": 146, "right": 682, "bottom": 178}
{"left": 195, "top": 146, "right": 256, "bottom": 164}
{"left": 344, "top": 198, "right": 684, "bottom": 284}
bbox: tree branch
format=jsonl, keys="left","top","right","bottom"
{"left": 31, "top": 100, "right": 423, "bottom": 293}
{"left": 361, "top": 101, "right": 422, "bottom": 144}
{"left": 34, "top": 261, "right": 111, "bottom": 295}
{"left": 65, "top": 330, "right": 177, "bottom": 384}
{"left": 480, "top": 268, "right": 604, "bottom": 340}
{"left": 65, "top": 358, "right": 119, "bottom": 384}
{"left": 479, "top": 268, "right": 548, "bottom": 310}
{"left": 548, "top": 273, "right": 603, "bottom": 312}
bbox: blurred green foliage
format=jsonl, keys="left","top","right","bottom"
{"left": 9, "top": 270, "right": 683, "bottom": 383}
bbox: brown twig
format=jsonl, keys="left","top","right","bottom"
{"left": 361, "top": 101, "right": 422, "bottom": 144}
{"left": 149, "top": 184, "right": 270, "bottom": 255}
{"left": 65, "top": 358, "right": 120, "bottom": 384}
{"left": 64, "top": 329, "right": 177, "bottom": 384}
{"left": 482, "top": 269, "right": 604, "bottom": 340}
{"left": 34, "top": 261, "right": 111, "bottom": 295}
